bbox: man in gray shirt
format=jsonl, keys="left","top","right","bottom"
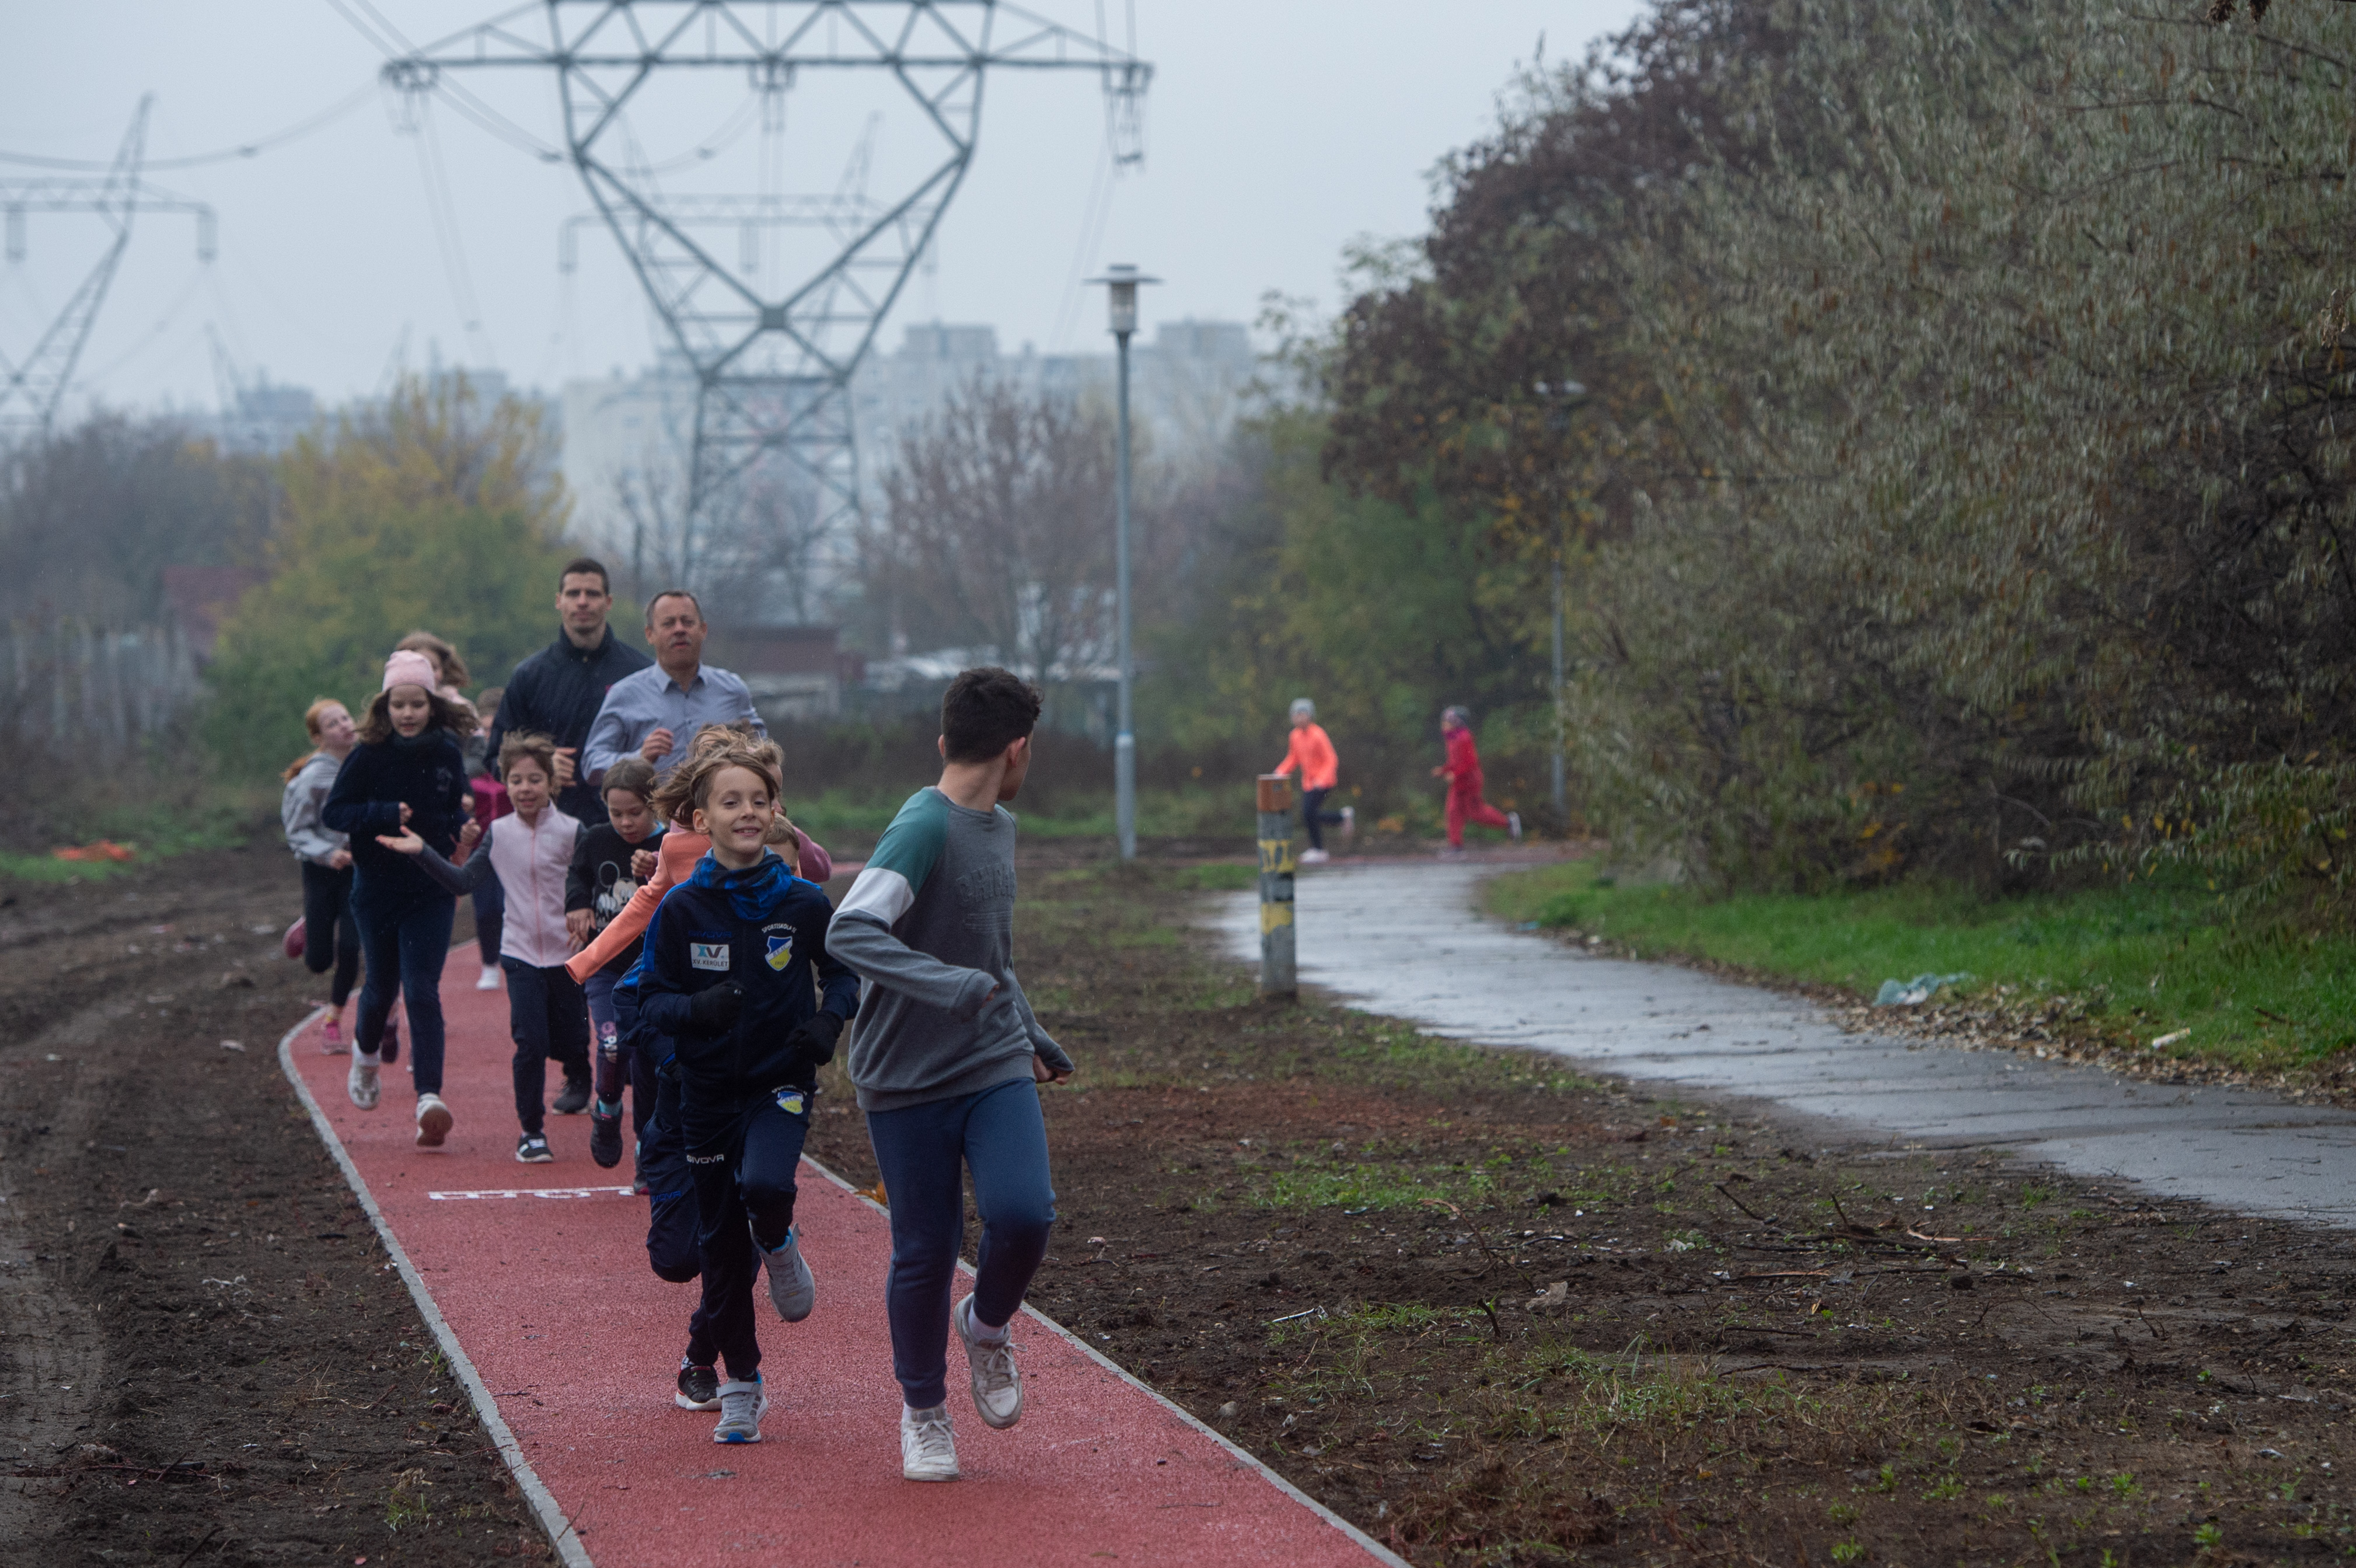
{"left": 581, "top": 588, "right": 766, "bottom": 787}
{"left": 828, "top": 668, "right": 1071, "bottom": 1484}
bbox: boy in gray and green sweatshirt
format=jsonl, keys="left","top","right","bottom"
{"left": 827, "top": 667, "right": 1073, "bottom": 1483}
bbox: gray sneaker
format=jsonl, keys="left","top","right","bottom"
{"left": 900, "top": 1403, "right": 959, "bottom": 1481}
{"left": 759, "top": 1224, "right": 815, "bottom": 1322}
{"left": 954, "top": 1294, "right": 1023, "bottom": 1429}
{"left": 712, "top": 1375, "right": 767, "bottom": 1444}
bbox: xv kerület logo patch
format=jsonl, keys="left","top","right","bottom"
{"left": 690, "top": 942, "right": 731, "bottom": 971}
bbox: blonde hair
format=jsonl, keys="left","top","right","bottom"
{"left": 650, "top": 742, "right": 784, "bottom": 832}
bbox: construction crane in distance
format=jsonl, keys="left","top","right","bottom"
{"left": 383, "top": 1, "right": 1151, "bottom": 617}
{"left": 2, "top": 96, "right": 218, "bottom": 437}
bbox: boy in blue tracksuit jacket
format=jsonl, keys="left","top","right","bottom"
{"left": 635, "top": 743, "right": 857, "bottom": 1445}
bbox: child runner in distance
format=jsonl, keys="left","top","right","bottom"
{"left": 567, "top": 755, "right": 665, "bottom": 1171}
{"left": 1272, "top": 697, "right": 1350, "bottom": 864}
{"left": 828, "top": 667, "right": 1074, "bottom": 1483}
{"left": 1433, "top": 705, "right": 1520, "bottom": 857}
{"left": 465, "top": 684, "right": 510, "bottom": 993}
{"left": 379, "top": 731, "right": 595, "bottom": 1162}
{"left": 281, "top": 697, "right": 364, "bottom": 1054}
{"left": 635, "top": 741, "right": 857, "bottom": 1444}
{"left": 322, "top": 651, "right": 476, "bottom": 1135}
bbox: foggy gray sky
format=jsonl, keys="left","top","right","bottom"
{"left": 3, "top": 2, "right": 1639, "bottom": 418}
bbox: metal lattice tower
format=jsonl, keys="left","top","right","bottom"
{"left": 1, "top": 97, "right": 217, "bottom": 437}
{"left": 387, "top": 2, "right": 1150, "bottom": 611}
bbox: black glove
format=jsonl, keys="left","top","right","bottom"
{"left": 687, "top": 981, "right": 745, "bottom": 1034}
{"left": 785, "top": 1010, "right": 844, "bottom": 1068}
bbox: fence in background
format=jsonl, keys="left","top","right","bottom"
{"left": 1, "top": 619, "right": 202, "bottom": 755}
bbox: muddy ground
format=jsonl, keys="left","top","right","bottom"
{"left": 9, "top": 836, "right": 2356, "bottom": 1565}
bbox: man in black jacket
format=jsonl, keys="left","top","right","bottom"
{"left": 486, "top": 557, "right": 652, "bottom": 821}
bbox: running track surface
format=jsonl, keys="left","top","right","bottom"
{"left": 285, "top": 972, "right": 1398, "bottom": 1567}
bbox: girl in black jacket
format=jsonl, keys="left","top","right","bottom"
{"left": 322, "top": 650, "right": 477, "bottom": 1143}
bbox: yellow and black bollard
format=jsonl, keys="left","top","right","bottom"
{"left": 1256, "top": 773, "right": 1296, "bottom": 998}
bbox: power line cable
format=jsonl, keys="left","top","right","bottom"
{"left": 0, "top": 81, "right": 379, "bottom": 171}
{"left": 324, "top": 0, "right": 566, "bottom": 163}
{"left": 408, "top": 100, "right": 499, "bottom": 368}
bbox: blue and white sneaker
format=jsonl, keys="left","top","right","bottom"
{"left": 760, "top": 1224, "right": 816, "bottom": 1322}
{"left": 713, "top": 1375, "right": 767, "bottom": 1444}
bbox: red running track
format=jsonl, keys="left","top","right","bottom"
{"left": 280, "top": 967, "right": 1401, "bottom": 1568}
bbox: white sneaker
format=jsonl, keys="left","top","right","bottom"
{"left": 414, "top": 1093, "right": 452, "bottom": 1148}
{"left": 954, "top": 1294, "right": 1023, "bottom": 1429}
{"left": 1339, "top": 806, "right": 1356, "bottom": 840}
{"left": 712, "top": 1375, "right": 767, "bottom": 1444}
{"left": 1299, "top": 848, "right": 1330, "bottom": 865}
{"left": 347, "top": 1049, "right": 381, "bottom": 1110}
{"left": 1508, "top": 811, "right": 1523, "bottom": 842}
{"left": 900, "top": 1403, "right": 959, "bottom": 1481}
{"left": 475, "top": 966, "right": 501, "bottom": 992}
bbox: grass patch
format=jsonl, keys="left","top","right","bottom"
{"left": 0, "top": 794, "right": 258, "bottom": 883}
{"left": 1486, "top": 860, "right": 2356, "bottom": 1074}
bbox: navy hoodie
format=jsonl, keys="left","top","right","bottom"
{"left": 636, "top": 850, "right": 858, "bottom": 1109}
{"left": 320, "top": 729, "right": 470, "bottom": 902}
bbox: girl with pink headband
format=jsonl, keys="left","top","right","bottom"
{"left": 321, "top": 649, "right": 479, "bottom": 1143}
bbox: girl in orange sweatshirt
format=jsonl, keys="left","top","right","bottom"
{"left": 1272, "top": 698, "right": 1350, "bottom": 863}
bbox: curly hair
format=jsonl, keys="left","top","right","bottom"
{"left": 356, "top": 685, "right": 479, "bottom": 744}
{"left": 496, "top": 729, "right": 560, "bottom": 784}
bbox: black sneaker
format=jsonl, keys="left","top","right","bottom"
{"left": 379, "top": 1018, "right": 400, "bottom": 1067}
{"left": 675, "top": 1361, "right": 721, "bottom": 1411}
{"left": 551, "top": 1073, "right": 591, "bottom": 1116}
{"left": 589, "top": 1106, "right": 623, "bottom": 1169}
{"left": 515, "top": 1132, "right": 554, "bottom": 1164}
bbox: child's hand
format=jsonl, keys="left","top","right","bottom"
{"left": 689, "top": 981, "right": 745, "bottom": 1033}
{"left": 1031, "top": 1052, "right": 1073, "bottom": 1085}
{"left": 458, "top": 820, "right": 483, "bottom": 848}
{"left": 327, "top": 848, "right": 353, "bottom": 871}
{"left": 565, "top": 909, "right": 595, "bottom": 949}
{"left": 375, "top": 829, "right": 427, "bottom": 855}
{"left": 398, "top": 801, "right": 414, "bottom": 825}
{"left": 630, "top": 848, "right": 658, "bottom": 879}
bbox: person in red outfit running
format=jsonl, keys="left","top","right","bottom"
{"left": 1433, "top": 706, "right": 1520, "bottom": 855}
{"left": 1272, "top": 699, "right": 1351, "bottom": 863}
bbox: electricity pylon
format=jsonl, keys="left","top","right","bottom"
{"left": 386, "top": 1, "right": 1151, "bottom": 614}
{"left": 1, "top": 97, "right": 217, "bottom": 436}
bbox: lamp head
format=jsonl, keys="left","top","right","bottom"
{"left": 1088, "top": 263, "right": 1161, "bottom": 337}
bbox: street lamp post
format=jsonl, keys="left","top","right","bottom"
{"left": 1091, "top": 263, "right": 1158, "bottom": 861}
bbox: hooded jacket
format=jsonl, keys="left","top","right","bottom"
{"left": 635, "top": 850, "right": 858, "bottom": 1106}
{"left": 281, "top": 751, "right": 350, "bottom": 864}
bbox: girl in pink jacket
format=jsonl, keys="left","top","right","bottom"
{"left": 381, "top": 730, "right": 595, "bottom": 1164}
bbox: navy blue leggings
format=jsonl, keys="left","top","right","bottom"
{"left": 641, "top": 1061, "right": 715, "bottom": 1367}
{"left": 865, "top": 1078, "right": 1056, "bottom": 1410}
{"left": 350, "top": 881, "right": 455, "bottom": 1095}
{"left": 503, "top": 959, "right": 590, "bottom": 1137}
{"left": 688, "top": 1094, "right": 812, "bottom": 1381}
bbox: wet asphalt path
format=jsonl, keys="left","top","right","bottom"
{"left": 1214, "top": 860, "right": 2356, "bottom": 1227}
